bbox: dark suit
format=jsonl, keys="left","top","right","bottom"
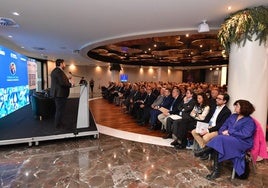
{"left": 131, "top": 91, "right": 147, "bottom": 117}
{"left": 137, "top": 93, "right": 157, "bottom": 123}
{"left": 149, "top": 95, "right": 173, "bottom": 127}
{"left": 168, "top": 95, "right": 184, "bottom": 115}
{"left": 166, "top": 98, "right": 196, "bottom": 135}
{"left": 206, "top": 105, "right": 231, "bottom": 132}
{"left": 50, "top": 67, "right": 72, "bottom": 128}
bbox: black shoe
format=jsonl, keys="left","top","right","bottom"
{"left": 162, "top": 133, "right": 172, "bottom": 139}
{"left": 138, "top": 121, "right": 145, "bottom": 126}
{"left": 175, "top": 144, "right": 186, "bottom": 150}
{"left": 206, "top": 170, "right": 220, "bottom": 180}
{"left": 170, "top": 139, "right": 179, "bottom": 146}
{"left": 136, "top": 119, "right": 143, "bottom": 123}
{"left": 148, "top": 125, "right": 155, "bottom": 130}
{"left": 194, "top": 146, "right": 213, "bottom": 157}
{"left": 200, "top": 153, "right": 209, "bottom": 160}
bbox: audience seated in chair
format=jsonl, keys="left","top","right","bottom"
{"left": 157, "top": 88, "right": 184, "bottom": 131}
{"left": 191, "top": 93, "right": 231, "bottom": 160}
{"left": 170, "top": 92, "right": 210, "bottom": 149}
{"left": 136, "top": 86, "right": 157, "bottom": 125}
{"left": 149, "top": 88, "right": 173, "bottom": 130}
{"left": 163, "top": 88, "right": 195, "bottom": 139}
{"left": 194, "top": 99, "right": 256, "bottom": 180}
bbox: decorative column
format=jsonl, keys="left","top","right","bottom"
{"left": 110, "top": 63, "right": 121, "bottom": 82}
{"left": 157, "top": 67, "right": 162, "bottom": 81}
{"left": 228, "top": 38, "right": 268, "bottom": 133}
{"left": 110, "top": 70, "right": 120, "bottom": 82}
{"left": 218, "top": 6, "right": 268, "bottom": 134}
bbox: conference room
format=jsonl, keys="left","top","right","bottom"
{"left": 0, "top": 1, "right": 268, "bottom": 187}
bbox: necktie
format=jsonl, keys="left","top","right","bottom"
{"left": 170, "top": 99, "right": 176, "bottom": 111}
{"left": 144, "top": 94, "right": 149, "bottom": 103}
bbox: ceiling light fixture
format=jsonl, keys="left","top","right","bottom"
{"left": 12, "top": 12, "right": 20, "bottom": 16}
{"left": 198, "top": 20, "right": 210, "bottom": 33}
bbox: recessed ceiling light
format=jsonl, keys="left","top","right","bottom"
{"left": 21, "top": 46, "right": 24, "bottom": 49}
{"left": 8, "top": 35, "right": 12, "bottom": 38}
{"left": 227, "top": 6, "right": 232, "bottom": 10}
{"left": 12, "top": 12, "right": 20, "bottom": 16}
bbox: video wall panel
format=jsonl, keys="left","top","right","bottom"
{"left": 0, "top": 45, "right": 30, "bottom": 118}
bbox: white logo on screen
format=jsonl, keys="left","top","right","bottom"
{"left": 10, "top": 62, "right": 16, "bottom": 75}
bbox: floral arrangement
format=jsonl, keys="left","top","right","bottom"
{"left": 218, "top": 6, "right": 268, "bottom": 53}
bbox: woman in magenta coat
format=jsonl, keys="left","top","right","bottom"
{"left": 195, "top": 99, "right": 256, "bottom": 180}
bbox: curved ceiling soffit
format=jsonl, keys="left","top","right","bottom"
{"left": 79, "top": 28, "right": 219, "bottom": 59}
{"left": 79, "top": 28, "right": 225, "bottom": 67}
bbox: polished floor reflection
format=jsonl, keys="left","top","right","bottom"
{"left": 0, "top": 98, "right": 267, "bottom": 187}
{"left": 0, "top": 132, "right": 267, "bottom": 188}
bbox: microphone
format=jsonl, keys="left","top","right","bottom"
{"left": 69, "top": 72, "right": 83, "bottom": 78}
{"left": 70, "top": 72, "right": 87, "bottom": 86}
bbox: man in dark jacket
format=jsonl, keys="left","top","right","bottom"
{"left": 50, "top": 59, "right": 73, "bottom": 129}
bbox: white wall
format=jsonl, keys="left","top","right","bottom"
{"left": 47, "top": 64, "right": 227, "bottom": 95}
{"left": 47, "top": 64, "right": 184, "bottom": 95}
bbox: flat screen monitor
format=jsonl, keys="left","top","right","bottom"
{"left": 120, "top": 74, "right": 128, "bottom": 82}
{"left": 0, "top": 45, "right": 29, "bottom": 119}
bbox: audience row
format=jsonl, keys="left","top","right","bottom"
{"left": 101, "top": 81, "right": 257, "bottom": 180}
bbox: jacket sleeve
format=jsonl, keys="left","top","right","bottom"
{"left": 217, "top": 114, "right": 233, "bottom": 134}
{"left": 191, "top": 106, "right": 210, "bottom": 121}
{"left": 57, "top": 70, "right": 72, "bottom": 88}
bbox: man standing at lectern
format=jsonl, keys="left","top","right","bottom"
{"left": 50, "top": 59, "right": 73, "bottom": 129}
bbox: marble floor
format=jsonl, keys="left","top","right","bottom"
{"left": 0, "top": 123, "right": 268, "bottom": 188}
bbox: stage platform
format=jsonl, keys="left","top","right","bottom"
{"left": 0, "top": 98, "right": 98, "bottom": 146}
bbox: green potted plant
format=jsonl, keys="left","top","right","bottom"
{"left": 218, "top": 6, "right": 268, "bottom": 53}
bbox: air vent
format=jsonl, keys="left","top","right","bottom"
{"left": 0, "top": 17, "right": 19, "bottom": 27}
{"left": 32, "top": 47, "right": 46, "bottom": 51}
{"left": 73, "top": 50, "right": 80, "bottom": 54}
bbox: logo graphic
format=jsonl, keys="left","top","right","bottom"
{"left": 10, "top": 62, "right": 16, "bottom": 75}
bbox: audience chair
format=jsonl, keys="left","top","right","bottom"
{"left": 231, "top": 118, "right": 268, "bottom": 180}
{"left": 231, "top": 152, "right": 256, "bottom": 180}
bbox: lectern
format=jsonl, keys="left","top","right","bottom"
{"left": 76, "top": 84, "right": 90, "bottom": 129}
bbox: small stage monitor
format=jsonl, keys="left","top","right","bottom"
{"left": 120, "top": 74, "right": 128, "bottom": 82}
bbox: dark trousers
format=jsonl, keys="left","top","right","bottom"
{"left": 142, "top": 106, "right": 151, "bottom": 123}
{"left": 149, "top": 109, "right": 162, "bottom": 125}
{"left": 166, "top": 118, "right": 182, "bottom": 134}
{"left": 54, "top": 97, "right": 67, "bottom": 127}
{"left": 175, "top": 118, "right": 196, "bottom": 146}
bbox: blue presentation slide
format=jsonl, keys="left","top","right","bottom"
{"left": 0, "top": 45, "right": 29, "bottom": 118}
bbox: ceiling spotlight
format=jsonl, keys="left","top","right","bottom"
{"left": 198, "top": 20, "right": 210, "bottom": 33}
